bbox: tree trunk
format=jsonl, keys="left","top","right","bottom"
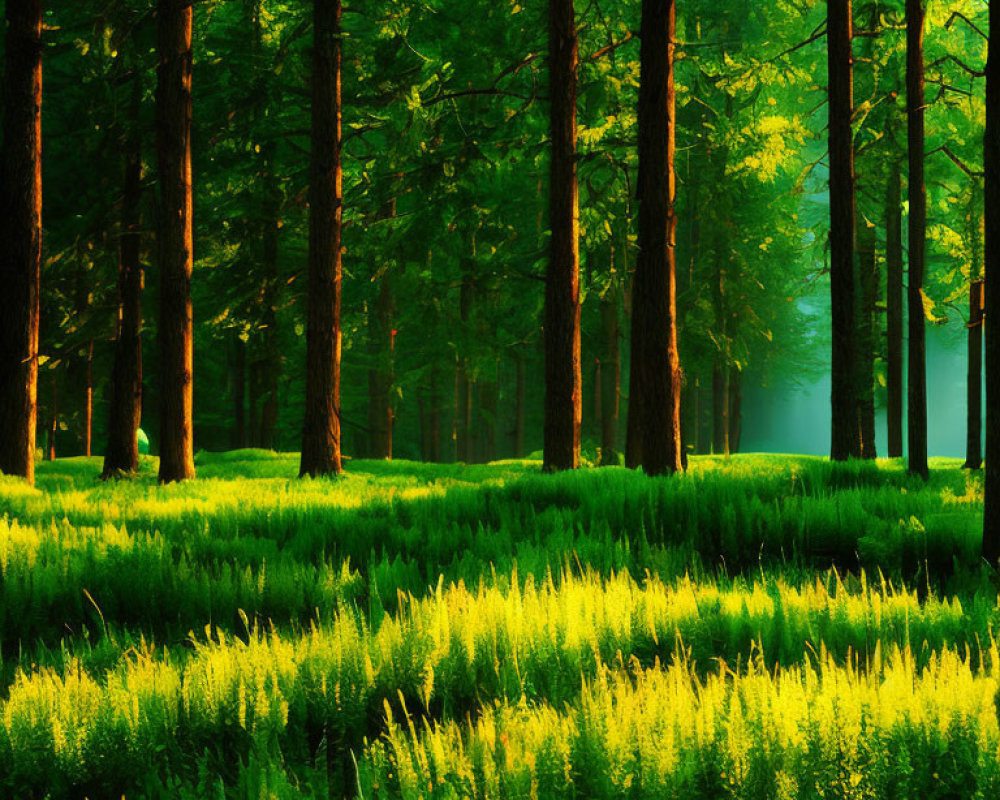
{"left": 46, "top": 372, "right": 57, "bottom": 462}
{"left": 982, "top": 0, "right": 1000, "bottom": 564}
{"left": 712, "top": 361, "right": 729, "bottom": 455}
{"left": 457, "top": 272, "right": 475, "bottom": 463}
{"left": 514, "top": 351, "right": 526, "bottom": 457}
{"left": 367, "top": 258, "right": 394, "bottom": 460}
{"left": 427, "top": 367, "right": 441, "bottom": 462}
{"left": 103, "top": 78, "right": 144, "bottom": 478}
{"left": 906, "top": 0, "right": 928, "bottom": 479}
{"left": 257, "top": 154, "right": 281, "bottom": 451}
{"left": 84, "top": 340, "right": 93, "bottom": 457}
{"left": 857, "top": 228, "right": 878, "bottom": 459}
{"left": 729, "top": 369, "right": 743, "bottom": 454}
{"left": 300, "top": 0, "right": 343, "bottom": 477}
{"left": 886, "top": 161, "right": 904, "bottom": 458}
{"left": 630, "top": 0, "right": 683, "bottom": 476}
{"left": 232, "top": 336, "right": 247, "bottom": 450}
{"left": 0, "top": 0, "right": 42, "bottom": 485}
{"left": 480, "top": 360, "right": 499, "bottom": 463}
{"left": 966, "top": 279, "right": 984, "bottom": 469}
{"left": 598, "top": 280, "right": 620, "bottom": 465}
{"left": 543, "top": 0, "right": 582, "bottom": 472}
{"left": 828, "top": 0, "right": 858, "bottom": 462}
{"left": 156, "top": 0, "right": 195, "bottom": 482}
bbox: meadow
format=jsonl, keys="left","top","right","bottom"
{"left": 0, "top": 451, "right": 996, "bottom": 798}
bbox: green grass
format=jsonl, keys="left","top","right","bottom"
{"left": 0, "top": 451, "right": 992, "bottom": 798}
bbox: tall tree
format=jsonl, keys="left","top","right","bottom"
{"left": 156, "top": 0, "right": 196, "bottom": 482}
{"left": 102, "top": 75, "right": 145, "bottom": 478}
{"left": 983, "top": 0, "right": 1000, "bottom": 565}
{"left": 630, "top": 0, "right": 683, "bottom": 475}
{"left": 300, "top": 0, "right": 343, "bottom": 477}
{"left": 965, "top": 278, "right": 984, "bottom": 470}
{"left": 886, "top": 160, "right": 904, "bottom": 458}
{"left": 543, "top": 0, "right": 582, "bottom": 472}
{"left": 828, "top": 0, "right": 858, "bottom": 462}
{"left": 905, "top": 0, "right": 928, "bottom": 479}
{"left": 0, "top": 0, "right": 43, "bottom": 485}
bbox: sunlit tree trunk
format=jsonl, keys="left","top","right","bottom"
{"left": 543, "top": 0, "right": 582, "bottom": 472}
{"left": 156, "top": 0, "right": 195, "bottom": 482}
{"left": 886, "top": 161, "right": 904, "bottom": 458}
{"left": 828, "top": 0, "right": 858, "bottom": 462}
{"left": 300, "top": 0, "right": 343, "bottom": 477}
{"left": 906, "top": 0, "right": 928, "bottom": 479}
{"left": 983, "top": 0, "right": 1000, "bottom": 563}
{"left": 0, "top": 0, "right": 42, "bottom": 485}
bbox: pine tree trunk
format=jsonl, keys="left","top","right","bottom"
{"left": 367, "top": 259, "right": 394, "bottom": 460}
{"left": 828, "top": 0, "right": 858, "bottom": 462}
{"left": 543, "top": 0, "right": 582, "bottom": 472}
{"left": 598, "top": 281, "right": 620, "bottom": 465}
{"left": 712, "top": 361, "right": 729, "bottom": 455}
{"left": 0, "top": 0, "right": 42, "bottom": 485}
{"left": 257, "top": 147, "right": 281, "bottom": 451}
{"left": 886, "top": 161, "right": 904, "bottom": 458}
{"left": 232, "top": 336, "right": 247, "bottom": 450}
{"left": 103, "top": 79, "right": 144, "bottom": 478}
{"left": 156, "top": 0, "right": 195, "bottom": 482}
{"left": 84, "top": 340, "right": 93, "bottom": 457}
{"left": 982, "top": 0, "right": 1000, "bottom": 564}
{"left": 514, "top": 351, "right": 526, "bottom": 457}
{"left": 631, "top": 0, "right": 683, "bottom": 476}
{"left": 46, "top": 372, "right": 57, "bottom": 462}
{"left": 966, "top": 279, "right": 984, "bottom": 469}
{"left": 729, "top": 369, "right": 743, "bottom": 454}
{"left": 906, "top": 0, "right": 928, "bottom": 478}
{"left": 857, "top": 229, "right": 878, "bottom": 459}
{"left": 300, "top": 0, "right": 343, "bottom": 477}
{"left": 480, "top": 360, "right": 498, "bottom": 463}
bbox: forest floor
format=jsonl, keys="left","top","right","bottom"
{"left": 0, "top": 451, "right": 996, "bottom": 798}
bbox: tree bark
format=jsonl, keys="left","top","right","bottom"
{"left": 906, "top": 0, "right": 928, "bottom": 479}
{"left": 966, "top": 279, "right": 984, "bottom": 469}
{"left": 729, "top": 368, "right": 743, "bottom": 454}
{"left": 156, "top": 0, "right": 195, "bottom": 482}
{"left": 103, "top": 78, "right": 144, "bottom": 477}
{"left": 828, "top": 0, "right": 858, "bottom": 462}
{"left": 257, "top": 146, "right": 281, "bottom": 451}
{"left": 300, "top": 0, "right": 343, "bottom": 477}
{"left": 857, "top": 228, "right": 878, "bottom": 459}
{"left": 630, "top": 0, "right": 683, "bottom": 476}
{"left": 84, "top": 340, "right": 93, "bottom": 457}
{"left": 598, "top": 279, "right": 620, "bottom": 465}
{"left": 543, "top": 0, "right": 582, "bottom": 472}
{"left": 886, "top": 160, "right": 904, "bottom": 458}
{"left": 0, "top": 0, "right": 42, "bottom": 485}
{"left": 982, "top": 0, "right": 1000, "bottom": 564}
{"left": 712, "top": 361, "right": 729, "bottom": 455}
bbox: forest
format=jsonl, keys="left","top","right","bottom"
{"left": 0, "top": 0, "right": 999, "bottom": 797}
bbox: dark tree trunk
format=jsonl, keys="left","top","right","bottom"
{"left": 248, "top": 361, "right": 261, "bottom": 448}
{"left": 543, "top": 0, "right": 582, "bottom": 472}
{"left": 886, "top": 161, "right": 904, "bottom": 458}
{"left": 965, "top": 279, "right": 984, "bottom": 470}
{"left": 103, "top": 80, "right": 144, "bottom": 478}
{"left": 367, "top": 263, "right": 394, "bottom": 460}
{"left": 514, "top": 351, "right": 526, "bottom": 457}
{"left": 457, "top": 272, "right": 475, "bottom": 463}
{"left": 857, "top": 229, "right": 878, "bottom": 459}
{"left": 906, "top": 0, "right": 928, "bottom": 479}
{"left": 630, "top": 0, "right": 683, "bottom": 476}
{"left": 480, "top": 360, "right": 499, "bottom": 463}
{"left": 257, "top": 152, "right": 281, "bottom": 451}
{"left": 46, "top": 372, "right": 57, "bottom": 462}
{"left": 729, "top": 369, "right": 743, "bottom": 454}
{"left": 982, "top": 0, "right": 1000, "bottom": 564}
{"left": 712, "top": 361, "right": 728, "bottom": 456}
{"left": 84, "top": 340, "right": 93, "bottom": 457}
{"left": 300, "top": 0, "right": 343, "bottom": 477}
{"left": 232, "top": 336, "right": 247, "bottom": 450}
{"left": 697, "top": 377, "right": 712, "bottom": 454}
{"left": 598, "top": 280, "right": 620, "bottom": 465}
{"left": 0, "top": 0, "right": 42, "bottom": 485}
{"left": 828, "top": 0, "right": 858, "bottom": 462}
{"left": 156, "top": 0, "right": 195, "bottom": 482}
{"left": 427, "top": 367, "right": 441, "bottom": 462}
